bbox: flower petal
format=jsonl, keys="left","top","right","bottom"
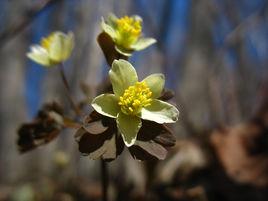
{"left": 101, "top": 17, "right": 116, "bottom": 39}
{"left": 91, "top": 94, "right": 120, "bottom": 118}
{"left": 48, "top": 32, "right": 73, "bottom": 62}
{"left": 109, "top": 59, "right": 138, "bottom": 97}
{"left": 48, "top": 32, "right": 65, "bottom": 62}
{"left": 27, "top": 45, "right": 52, "bottom": 66}
{"left": 107, "top": 13, "right": 118, "bottom": 28}
{"left": 140, "top": 99, "right": 179, "bottom": 123}
{"left": 116, "top": 112, "right": 141, "bottom": 147}
{"left": 115, "top": 45, "right": 133, "bottom": 57}
{"left": 143, "top": 73, "right": 165, "bottom": 98}
{"left": 61, "top": 32, "right": 74, "bottom": 61}
{"left": 131, "top": 15, "right": 143, "bottom": 22}
{"left": 131, "top": 37, "right": 156, "bottom": 51}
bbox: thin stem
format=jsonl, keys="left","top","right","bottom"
{"left": 101, "top": 159, "right": 108, "bottom": 201}
{"left": 59, "top": 63, "right": 81, "bottom": 116}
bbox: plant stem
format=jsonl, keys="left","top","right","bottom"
{"left": 101, "top": 159, "right": 108, "bottom": 201}
{"left": 59, "top": 63, "right": 81, "bottom": 116}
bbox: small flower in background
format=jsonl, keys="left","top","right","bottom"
{"left": 91, "top": 59, "right": 179, "bottom": 147}
{"left": 53, "top": 151, "right": 70, "bottom": 169}
{"left": 27, "top": 31, "right": 74, "bottom": 67}
{"left": 101, "top": 14, "right": 156, "bottom": 56}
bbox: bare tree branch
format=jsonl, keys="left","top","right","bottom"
{"left": 0, "top": 0, "right": 61, "bottom": 48}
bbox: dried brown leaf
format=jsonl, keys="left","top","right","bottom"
{"left": 17, "top": 102, "right": 64, "bottom": 153}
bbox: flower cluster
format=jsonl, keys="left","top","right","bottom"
{"left": 23, "top": 14, "right": 179, "bottom": 162}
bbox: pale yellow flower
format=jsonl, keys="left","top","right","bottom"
{"left": 27, "top": 31, "right": 74, "bottom": 66}
{"left": 101, "top": 14, "right": 156, "bottom": 56}
{"left": 91, "top": 60, "right": 179, "bottom": 147}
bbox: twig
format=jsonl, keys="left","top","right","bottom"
{"left": 0, "top": 0, "right": 61, "bottom": 48}
{"left": 101, "top": 159, "right": 108, "bottom": 201}
{"left": 59, "top": 63, "right": 81, "bottom": 116}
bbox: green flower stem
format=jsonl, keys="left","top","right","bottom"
{"left": 59, "top": 63, "right": 82, "bottom": 116}
{"left": 101, "top": 159, "right": 108, "bottom": 201}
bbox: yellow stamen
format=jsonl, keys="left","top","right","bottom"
{"left": 118, "top": 81, "right": 152, "bottom": 115}
{"left": 117, "top": 16, "right": 141, "bottom": 36}
{"left": 116, "top": 16, "right": 142, "bottom": 49}
{"left": 41, "top": 33, "right": 55, "bottom": 50}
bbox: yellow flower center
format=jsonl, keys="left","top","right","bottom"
{"left": 118, "top": 81, "right": 152, "bottom": 115}
{"left": 116, "top": 16, "right": 142, "bottom": 49}
{"left": 117, "top": 16, "right": 141, "bottom": 36}
{"left": 41, "top": 33, "right": 55, "bottom": 50}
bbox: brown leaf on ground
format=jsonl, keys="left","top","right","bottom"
{"left": 157, "top": 140, "right": 207, "bottom": 183}
{"left": 210, "top": 120, "right": 268, "bottom": 187}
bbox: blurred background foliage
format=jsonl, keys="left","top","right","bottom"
{"left": 1, "top": 0, "right": 268, "bottom": 200}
